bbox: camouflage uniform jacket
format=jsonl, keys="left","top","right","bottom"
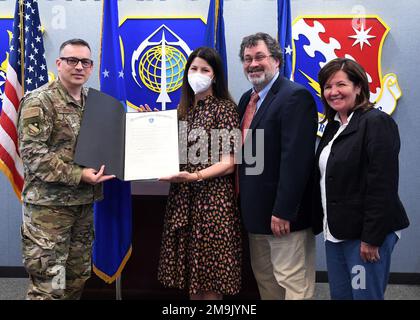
{"left": 18, "top": 79, "right": 103, "bottom": 205}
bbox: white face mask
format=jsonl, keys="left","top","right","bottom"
{"left": 188, "top": 73, "right": 213, "bottom": 95}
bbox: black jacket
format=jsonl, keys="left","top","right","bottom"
{"left": 238, "top": 76, "right": 318, "bottom": 234}
{"left": 312, "top": 108, "right": 409, "bottom": 246}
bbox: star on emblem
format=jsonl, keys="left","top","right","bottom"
{"left": 349, "top": 23, "right": 376, "bottom": 50}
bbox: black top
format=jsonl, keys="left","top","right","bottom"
{"left": 312, "top": 108, "right": 409, "bottom": 246}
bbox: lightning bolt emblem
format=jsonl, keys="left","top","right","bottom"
{"left": 299, "top": 69, "right": 321, "bottom": 97}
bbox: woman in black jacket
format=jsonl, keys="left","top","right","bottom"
{"left": 314, "top": 58, "right": 409, "bottom": 300}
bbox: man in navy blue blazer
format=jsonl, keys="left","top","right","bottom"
{"left": 237, "top": 33, "right": 318, "bottom": 300}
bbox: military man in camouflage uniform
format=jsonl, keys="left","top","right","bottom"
{"left": 17, "top": 39, "right": 115, "bottom": 300}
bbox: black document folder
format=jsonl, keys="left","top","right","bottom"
{"left": 74, "top": 88, "right": 126, "bottom": 179}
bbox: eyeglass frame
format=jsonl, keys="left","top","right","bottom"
{"left": 59, "top": 56, "right": 94, "bottom": 68}
{"left": 242, "top": 54, "right": 274, "bottom": 65}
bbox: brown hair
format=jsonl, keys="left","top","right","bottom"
{"left": 318, "top": 58, "right": 374, "bottom": 122}
{"left": 178, "top": 47, "right": 233, "bottom": 120}
{"left": 239, "top": 32, "right": 283, "bottom": 67}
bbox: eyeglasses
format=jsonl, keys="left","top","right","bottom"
{"left": 243, "top": 54, "right": 273, "bottom": 65}
{"left": 60, "top": 57, "right": 93, "bottom": 68}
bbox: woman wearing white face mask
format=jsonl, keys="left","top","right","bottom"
{"left": 158, "top": 47, "right": 242, "bottom": 300}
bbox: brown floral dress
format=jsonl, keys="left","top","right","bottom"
{"left": 158, "top": 95, "right": 242, "bottom": 296}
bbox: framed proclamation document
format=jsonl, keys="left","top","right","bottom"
{"left": 74, "top": 89, "right": 179, "bottom": 181}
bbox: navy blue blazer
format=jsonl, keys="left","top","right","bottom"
{"left": 312, "top": 108, "right": 409, "bottom": 246}
{"left": 238, "top": 76, "right": 318, "bottom": 234}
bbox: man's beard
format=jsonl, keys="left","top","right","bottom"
{"left": 246, "top": 69, "right": 275, "bottom": 88}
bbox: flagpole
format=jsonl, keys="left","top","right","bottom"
{"left": 19, "top": 0, "right": 25, "bottom": 93}
{"left": 214, "top": 0, "right": 219, "bottom": 47}
{"left": 116, "top": 275, "right": 122, "bottom": 300}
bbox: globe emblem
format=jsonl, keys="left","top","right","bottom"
{"left": 131, "top": 25, "right": 193, "bottom": 110}
{"left": 138, "top": 45, "right": 186, "bottom": 93}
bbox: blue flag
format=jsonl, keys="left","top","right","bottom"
{"left": 204, "top": 0, "right": 228, "bottom": 81}
{"left": 93, "top": 0, "right": 132, "bottom": 284}
{"left": 277, "top": 0, "right": 293, "bottom": 79}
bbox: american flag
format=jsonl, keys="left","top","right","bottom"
{"left": 0, "top": 0, "right": 48, "bottom": 199}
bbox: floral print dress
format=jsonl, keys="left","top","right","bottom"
{"left": 158, "top": 95, "right": 242, "bottom": 296}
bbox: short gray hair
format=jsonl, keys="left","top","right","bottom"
{"left": 239, "top": 32, "right": 283, "bottom": 67}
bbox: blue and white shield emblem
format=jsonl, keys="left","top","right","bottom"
{"left": 119, "top": 18, "right": 206, "bottom": 111}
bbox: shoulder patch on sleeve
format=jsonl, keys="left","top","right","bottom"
{"left": 22, "top": 107, "right": 42, "bottom": 120}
